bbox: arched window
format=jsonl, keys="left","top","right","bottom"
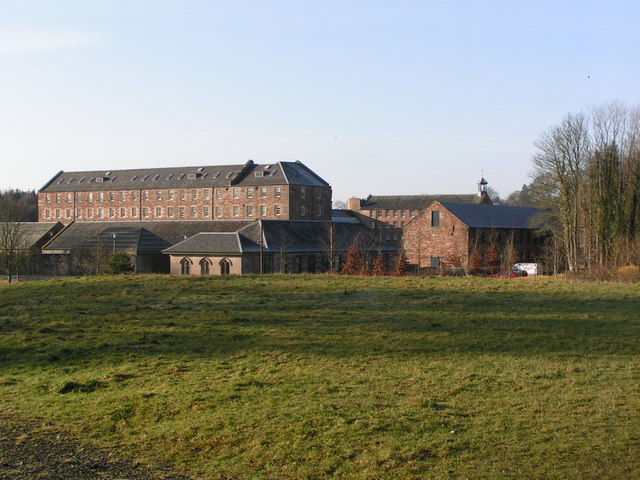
{"left": 219, "top": 258, "right": 231, "bottom": 275}
{"left": 200, "top": 257, "right": 211, "bottom": 275}
{"left": 180, "top": 257, "right": 192, "bottom": 275}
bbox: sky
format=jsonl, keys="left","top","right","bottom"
{"left": 1, "top": 1, "right": 639, "bottom": 203}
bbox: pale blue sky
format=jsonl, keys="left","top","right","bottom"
{"left": 1, "top": 1, "right": 638, "bottom": 203}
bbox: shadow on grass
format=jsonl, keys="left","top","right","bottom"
{"left": 0, "top": 277, "right": 639, "bottom": 368}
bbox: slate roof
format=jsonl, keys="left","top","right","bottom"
{"left": 40, "top": 160, "right": 329, "bottom": 193}
{"left": 42, "top": 221, "right": 252, "bottom": 253}
{"left": 439, "top": 202, "right": 543, "bottom": 229}
{"left": 361, "top": 194, "right": 486, "bottom": 210}
{"left": 163, "top": 220, "right": 398, "bottom": 255}
{"left": 2, "top": 222, "right": 65, "bottom": 249}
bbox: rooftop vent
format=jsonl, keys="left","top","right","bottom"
{"left": 142, "top": 175, "right": 149, "bottom": 181}
{"left": 105, "top": 171, "right": 112, "bottom": 176}
{"left": 264, "top": 165, "right": 271, "bottom": 170}
{"left": 202, "top": 173, "right": 208, "bottom": 178}
{"left": 226, "top": 172, "right": 233, "bottom": 178}
{"left": 178, "top": 173, "right": 185, "bottom": 179}
{"left": 110, "top": 176, "right": 117, "bottom": 181}
{"left": 214, "top": 172, "right": 220, "bottom": 178}
{"left": 67, "top": 178, "right": 74, "bottom": 184}
{"left": 57, "top": 178, "right": 64, "bottom": 184}
{"left": 166, "top": 174, "right": 173, "bottom": 180}
{"left": 197, "top": 167, "right": 204, "bottom": 172}
{"left": 131, "top": 175, "right": 138, "bottom": 181}
{"left": 79, "top": 178, "right": 85, "bottom": 183}
{"left": 153, "top": 174, "right": 160, "bottom": 181}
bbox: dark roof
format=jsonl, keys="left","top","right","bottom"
{"left": 362, "top": 194, "right": 487, "bottom": 210}
{"left": 439, "top": 202, "right": 543, "bottom": 229}
{"left": 42, "top": 221, "right": 252, "bottom": 253}
{"left": 163, "top": 220, "right": 398, "bottom": 255}
{"left": 1, "top": 222, "right": 65, "bottom": 249}
{"left": 40, "top": 161, "right": 329, "bottom": 193}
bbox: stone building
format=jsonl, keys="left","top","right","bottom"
{"left": 403, "top": 201, "right": 544, "bottom": 273}
{"left": 346, "top": 179, "right": 493, "bottom": 243}
{"left": 38, "top": 160, "right": 332, "bottom": 225}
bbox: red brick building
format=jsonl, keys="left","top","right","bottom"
{"left": 403, "top": 201, "right": 544, "bottom": 272}
{"left": 346, "top": 180, "right": 493, "bottom": 243}
{"left": 38, "top": 160, "right": 332, "bottom": 225}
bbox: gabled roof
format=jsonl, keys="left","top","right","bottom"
{"left": 39, "top": 161, "right": 329, "bottom": 193}
{"left": 362, "top": 194, "right": 487, "bottom": 210}
{"left": 42, "top": 220, "right": 252, "bottom": 253}
{"left": 438, "top": 202, "right": 543, "bottom": 229}
{"left": 1, "top": 222, "right": 65, "bottom": 249}
{"left": 163, "top": 219, "right": 398, "bottom": 255}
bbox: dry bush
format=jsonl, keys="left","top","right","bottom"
{"left": 616, "top": 265, "right": 640, "bottom": 283}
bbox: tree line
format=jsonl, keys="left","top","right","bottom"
{"left": 508, "top": 102, "right": 640, "bottom": 274}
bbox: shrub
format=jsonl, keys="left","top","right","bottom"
{"left": 109, "top": 252, "right": 134, "bottom": 274}
{"left": 616, "top": 265, "right": 640, "bottom": 283}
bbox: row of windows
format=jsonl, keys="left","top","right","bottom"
{"left": 44, "top": 206, "right": 212, "bottom": 220}
{"left": 226, "top": 186, "right": 283, "bottom": 200}
{"left": 45, "top": 188, "right": 213, "bottom": 204}
{"left": 370, "top": 209, "right": 417, "bottom": 219}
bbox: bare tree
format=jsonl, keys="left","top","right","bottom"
{"left": 0, "top": 197, "right": 30, "bottom": 283}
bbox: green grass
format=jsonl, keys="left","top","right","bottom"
{"left": 1, "top": 274, "right": 638, "bottom": 479}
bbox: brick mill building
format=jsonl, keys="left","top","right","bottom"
{"left": 403, "top": 200, "right": 544, "bottom": 272}
{"left": 346, "top": 179, "right": 493, "bottom": 243}
{"left": 38, "top": 160, "right": 332, "bottom": 225}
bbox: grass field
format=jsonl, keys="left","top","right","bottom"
{"left": 0, "top": 274, "right": 638, "bottom": 479}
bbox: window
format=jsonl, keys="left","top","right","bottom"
{"left": 215, "top": 189, "right": 222, "bottom": 200}
{"left": 87, "top": 208, "right": 92, "bottom": 218}
{"left": 156, "top": 191, "right": 162, "bottom": 200}
{"left": 431, "top": 211, "right": 441, "bottom": 227}
{"left": 385, "top": 223, "right": 390, "bottom": 229}
{"left": 301, "top": 205, "right": 306, "bottom": 216}
{"left": 300, "top": 186, "right": 306, "bottom": 198}
{"left": 259, "top": 205, "right": 267, "bottom": 217}
{"left": 393, "top": 221, "right": 398, "bottom": 227}
{"left": 156, "top": 206, "right": 162, "bottom": 217}
{"left": 203, "top": 189, "right": 210, "bottom": 200}
{"left": 109, "top": 208, "right": 114, "bottom": 218}
{"left": 179, "top": 207, "right": 185, "bottom": 218}
{"left": 144, "top": 191, "right": 150, "bottom": 200}
{"left": 200, "top": 258, "right": 211, "bottom": 275}
{"left": 66, "top": 193, "right": 72, "bottom": 202}
{"left": 401, "top": 221, "right": 405, "bottom": 227}
{"left": 246, "top": 205, "right": 253, "bottom": 217}
{"left": 377, "top": 211, "right": 382, "bottom": 217}
{"left": 131, "top": 207, "right": 137, "bottom": 217}
{"left": 215, "top": 206, "right": 222, "bottom": 218}
{"left": 109, "top": 192, "right": 115, "bottom": 201}
{"left": 315, "top": 189, "right": 321, "bottom": 199}
{"left": 45, "top": 209, "right": 50, "bottom": 218}
{"left": 260, "top": 187, "right": 267, "bottom": 198}
{"left": 120, "top": 208, "right": 126, "bottom": 218}
{"left": 246, "top": 187, "right": 254, "bottom": 199}
{"left": 430, "top": 256, "right": 441, "bottom": 268}
{"left": 316, "top": 205, "right": 323, "bottom": 217}
{"left": 203, "top": 206, "right": 209, "bottom": 217}
{"left": 180, "top": 258, "right": 191, "bottom": 275}
{"left": 167, "top": 207, "right": 174, "bottom": 217}
{"left": 410, "top": 210, "right": 415, "bottom": 218}
{"left": 401, "top": 211, "right": 406, "bottom": 218}
{"left": 190, "top": 206, "right": 197, "bottom": 217}
{"left": 393, "top": 211, "right": 398, "bottom": 218}
{"left": 99, "top": 192, "right": 104, "bottom": 202}
{"left": 385, "top": 210, "right": 390, "bottom": 218}
{"left": 274, "top": 186, "right": 281, "bottom": 198}
{"left": 179, "top": 189, "right": 185, "bottom": 201}
{"left": 55, "top": 209, "right": 60, "bottom": 218}
{"left": 274, "top": 205, "right": 281, "bottom": 216}
{"left": 46, "top": 194, "right": 51, "bottom": 203}
{"left": 120, "top": 191, "right": 127, "bottom": 201}
{"left": 98, "top": 208, "right": 103, "bottom": 218}
{"left": 132, "top": 191, "right": 138, "bottom": 201}
{"left": 56, "top": 194, "right": 61, "bottom": 202}
{"left": 192, "top": 189, "right": 197, "bottom": 200}
{"left": 232, "top": 205, "right": 240, "bottom": 217}
{"left": 168, "top": 190, "right": 174, "bottom": 200}
{"left": 232, "top": 188, "right": 240, "bottom": 199}
{"left": 142, "top": 207, "right": 149, "bottom": 217}
{"left": 219, "top": 258, "right": 231, "bottom": 275}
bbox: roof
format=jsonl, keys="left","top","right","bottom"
{"left": 163, "top": 219, "right": 399, "bottom": 255}
{"left": 39, "top": 161, "right": 329, "bottom": 193}
{"left": 439, "top": 202, "right": 543, "bottom": 229}
{"left": 1, "top": 222, "right": 64, "bottom": 249}
{"left": 361, "top": 194, "right": 488, "bottom": 210}
{"left": 42, "top": 220, "right": 252, "bottom": 253}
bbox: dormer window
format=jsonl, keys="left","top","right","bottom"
{"left": 255, "top": 171, "right": 263, "bottom": 177}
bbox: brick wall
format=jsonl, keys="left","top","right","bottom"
{"left": 39, "top": 184, "right": 333, "bottom": 224}
{"left": 403, "top": 201, "right": 470, "bottom": 268}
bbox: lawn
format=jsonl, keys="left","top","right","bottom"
{"left": 0, "top": 274, "right": 638, "bottom": 479}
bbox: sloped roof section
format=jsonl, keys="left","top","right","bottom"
{"left": 362, "top": 194, "right": 488, "bottom": 210}
{"left": 42, "top": 221, "right": 252, "bottom": 253}
{"left": 439, "top": 202, "right": 543, "bottom": 229}
{"left": 163, "top": 232, "right": 247, "bottom": 254}
{"left": 4, "top": 222, "right": 65, "bottom": 249}
{"left": 40, "top": 161, "right": 329, "bottom": 192}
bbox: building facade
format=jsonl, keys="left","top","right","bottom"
{"left": 403, "top": 201, "right": 544, "bottom": 273}
{"left": 38, "top": 160, "right": 332, "bottom": 225}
